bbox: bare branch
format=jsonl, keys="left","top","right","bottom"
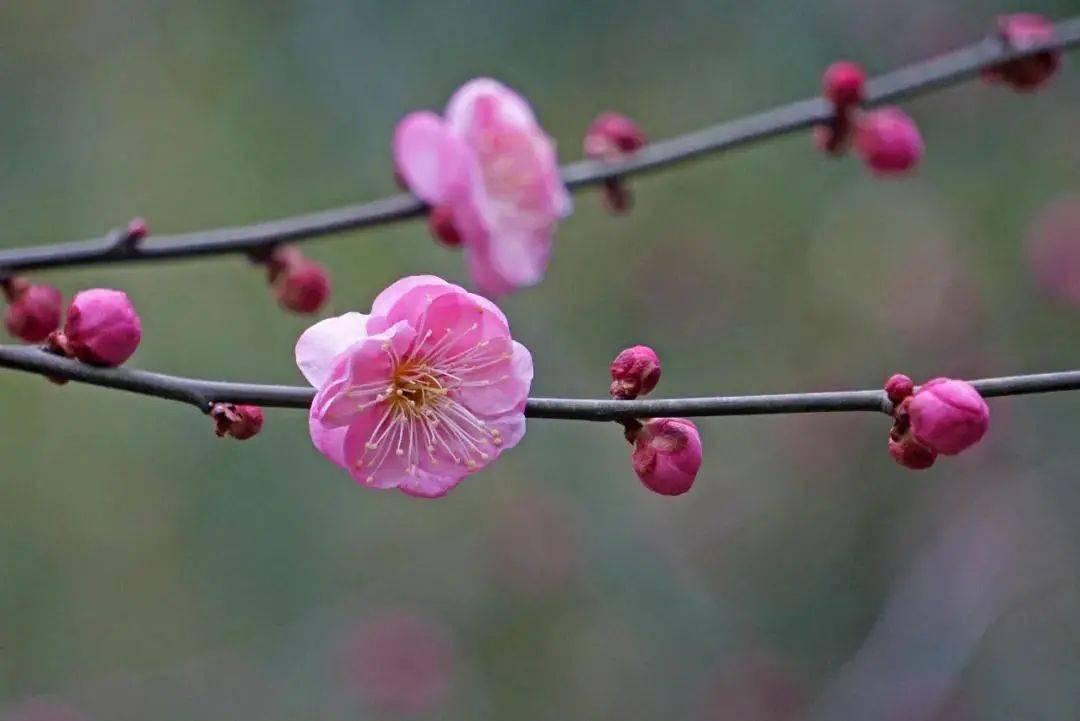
{"left": 0, "top": 18, "right": 1077, "bottom": 274}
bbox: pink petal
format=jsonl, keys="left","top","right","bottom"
{"left": 369, "top": 275, "right": 462, "bottom": 322}
{"left": 445, "top": 78, "right": 538, "bottom": 138}
{"left": 295, "top": 312, "right": 369, "bottom": 387}
{"left": 409, "top": 289, "right": 510, "bottom": 358}
{"left": 393, "top": 112, "right": 447, "bottom": 204}
{"left": 477, "top": 226, "right": 552, "bottom": 289}
{"left": 453, "top": 340, "right": 533, "bottom": 416}
{"left": 309, "top": 414, "right": 350, "bottom": 469}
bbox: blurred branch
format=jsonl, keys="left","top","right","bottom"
{"left": 1, "top": 345, "right": 1078, "bottom": 420}
{"left": 0, "top": 17, "right": 1078, "bottom": 274}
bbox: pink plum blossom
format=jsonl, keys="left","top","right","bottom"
{"left": 53, "top": 288, "right": 142, "bottom": 367}
{"left": 296, "top": 275, "right": 532, "bottom": 498}
{"left": 631, "top": 417, "right": 702, "bottom": 495}
{"left": 393, "top": 79, "right": 571, "bottom": 296}
{"left": 340, "top": 612, "right": 455, "bottom": 715}
{"left": 853, "top": 108, "right": 924, "bottom": 175}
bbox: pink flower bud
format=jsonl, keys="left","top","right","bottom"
{"left": 211, "top": 403, "right": 264, "bottom": 440}
{"left": 853, "top": 108, "right": 923, "bottom": 175}
{"left": 907, "top": 378, "right": 989, "bottom": 455}
{"left": 427, "top": 203, "right": 463, "bottom": 248}
{"left": 631, "top": 417, "right": 702, "bottom": 496}
{"left": 3, "top": 280, "right": 63, "bottom": 343}
{"left": 822, "top": 60, "right": 866, "bottom": 108}
{"left": 887, "top": 434, "right": 938, "bottom": 470}
{"left": 884, "top": 373, "right": 914, "bottom": 405}
{"left": 983, "top": 14, "right": 1061, "bottom": 91}
{"left": 583, "top": 112, "right": 647, "bottom": 161}
{"left": 60, "top": 289, "right": 142, "bottom": 366}
{"left": 610, "top": 344, "right": 661, "bottom": 399}
{"left": 276, "top": 258, "right": 331, "bottom": 314}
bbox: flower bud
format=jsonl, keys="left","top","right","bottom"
{"left": 274, "top": 253, "right": 328, "bottom": 313}
{"left": 211, "top": 403, "right": 264, "bottom": 440}
{"left": 3, "top": 279, "right": 63, "bottom": 343}
{"left": 887, "top": 434, "right": 938, "bottom": 470}
{"left": 983, "top": 14, "right": 1061, "bottom": 91}
{"left": 907, "top": 378, "right": 989, "bottom": 455}
{"left": 631, "top": 417, "right": 702, "bottom": 496}
{"left": 427, "top": 203, "right": 463, "bottom": 248}
{"left": 60, "top": 288, "right": 142, "bottom": 366}
{"left": 610, "top": 345, "right": 661, "bottom": 399}
{"left": 583, "top": 112, "right": 647, "bottom": 161}
{"left": 822, "top": 60, "right": 866, "bottom": 108}
{"left": 854, "top": 108, "right": 923, "bottom": 175}
{"left": 884, "top": 373, "right": 914, "bottom": 405}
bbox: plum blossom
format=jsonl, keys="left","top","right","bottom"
{"left": 2, "top": 279, "right": 62, "bottom": 343}
{"left": 886, "top": 375, "right": 989, "bottom": 470}
{"left": 393, "top": 78, "right": 571, "bottom": 296}
{"left": 50, "top": 289, "right": 142, "bottom": 367}
{"left": 296, "top": 275, "right": 531, "bottom": 498}
{"left": 983, "top": 13, "right": 1061, "bottom": 91}
{"left": 854, "top": 108, "right": 924, "bottom": 175}
{"left": 631, "top": 417, "right": 702, "bottom": 495}
{"left": 610, "top": 344, "right": 661, "bottom": 400}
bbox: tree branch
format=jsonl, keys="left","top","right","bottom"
{"left": 1, "top": 345, "right": 1078, "bottom": 422}
{"left": 0, "top": 18, "right": 1077, "bottom": 274}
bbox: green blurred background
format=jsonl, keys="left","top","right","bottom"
{"left": 2, "top": 1, "right": 1080, "bottom": 719}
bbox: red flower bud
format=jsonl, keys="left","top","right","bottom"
{"left": 3, "top": 280, "right": 63, "bottom": 343}
{"left": 427, "top": 204, "right": 463, "bottom": 248}
{"left": 583, "top": 112, "right": 647, "bottom": 160}
{"left": 266, "top": 247, "right": 331, "bottom": 314}
{"left": 884, "top": 373, "right": 915, "bottom": 405}
{"left": 822, "top": 60, "right": 866, "bottom": 108}
{"left": 60, "top": 289, "right": 142, "bottom": 366}
{"left": 610, "top": 345, "right": 661, "bottom": 399}
{"left": 983, "top": 14, "right": 1061, "bottom": 91}
{"left": 211, "top": 403, "right": 264, "bottom": 440}
{"left": 631, "top": 417, "right": 702, "bottom": 496}
{"left": 853, "top": 108, "right": 924, "bottom": 175}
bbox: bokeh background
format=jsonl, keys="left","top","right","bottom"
{"left": 2, "top": 1, "right": 1080, "bottom": 719}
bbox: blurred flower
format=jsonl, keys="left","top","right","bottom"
{"left": 631, "top": 417, "right": 702, "bottom": 495}
{"left": 703, "top": 654, "right": 805, "bottom": 721}
{"left": 210, "top": 403, "right": 264, "bottom": 440}
{"left": 610, "top": 344, "right": 661, "bottom": 399}
{"left": 1027, "top": 194, "right": 1080, "bottom": 306}
{"left": 2, "top": 278, "right": 63, "bottom": 343}
{"left": 296, "top": 275, "right": 531, "bottom": 497}
{"left": 583, "top": 112, "right": 647, "bottom": 213}
{"left": 485, "top": 488, "right": 583, "bottom": 595}
{"left": 265, "top": 246, "right": 331, "bottom": 314}
{"left": 815, "top": 61, "right": 866, "bottom": 155}
{"left": 983, "top": 13, "right": 1061, "bottom": 91}
{"left": 0, "top": 698, "right": 86, "bottom": 721}
{"left": 854, "top": 108, "right": 924, "bottom": 176}
{"left": 51, "top": 288, "right": 141, "bottom": 367}
{"left": 394, "top": 78, "right": 571, "bottom": 296}
{"left": 340, "top": 612, "right": 455, "bottom": 715}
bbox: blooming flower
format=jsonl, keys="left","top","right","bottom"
{"left": 631, "top": 417, "right": 702, "bottom": 495}
{"left": 53, "top": 288, "right": 142, "bottom": 367}
{"left": 853, "top": 108, "right": 924, "bottom": 175}
{"left": 296, "top": 275, "right": 532, "bottom": 497}
{"left": 393, "top": 79, "right": 571, "bottom": 296}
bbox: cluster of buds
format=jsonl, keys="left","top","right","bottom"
{"left": 885, "top": 374, "right": 990, "bottom": 470}
{"left": 983, "top": 13, "right": 1062, "bottom": 91}
{"left": 262, "top": 246, "right": 331, "bottom": 314}
{"left": 210, "top": 403, "right": 265, "bottom": 440}
{"left": 814, "top": 61, "right": 924, "bottom": 176}
{"left": 583, "top": 112, "right": 648, "bottom": 213}
{"left": 609, "top": 345, "right": 702, "bottom": 495}
{"left": 3, "top": 277, "right": 63, "bottom": 343}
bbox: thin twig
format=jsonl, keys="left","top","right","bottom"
{"left": 0, "top": 18, "right": 1077, "bottom": 274}
{"left": 1, "top": 345, "right": 1078, "bottom": 421}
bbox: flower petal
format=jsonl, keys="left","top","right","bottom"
{"left": 393, "top": 112, "right": 470, "bottom": 205}
{"left": 295, "top": 312, "right": 369, "bottom": 387}
{"left": 453, "top": 340, "right": 533, "bottom": 416}
{"left": 445, "top": 78, "right": 538, "bottom": 138}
